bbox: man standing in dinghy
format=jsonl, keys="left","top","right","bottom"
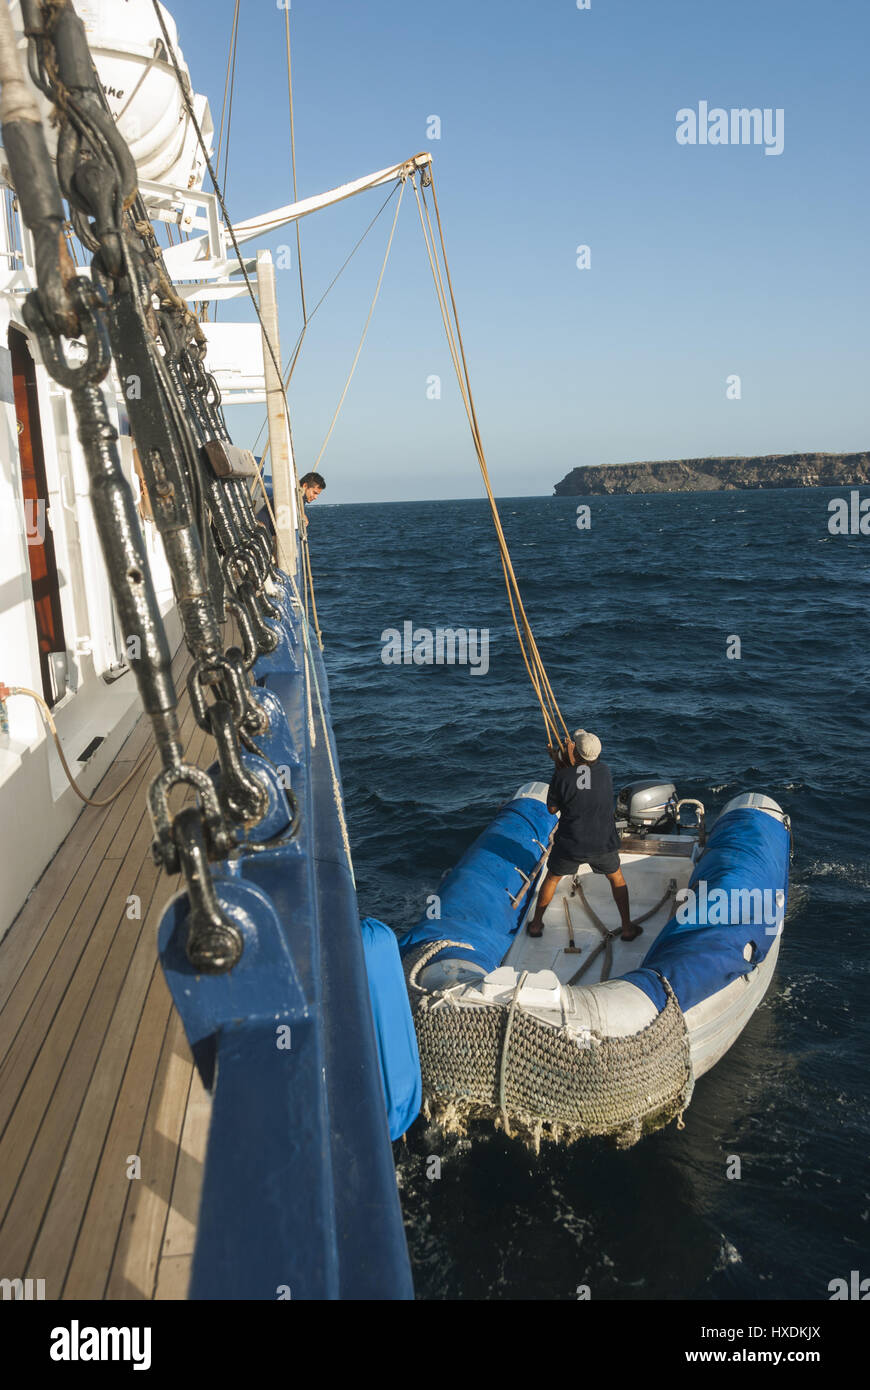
{"left": 526, "top": 729, "right": 640, "bottom": 941}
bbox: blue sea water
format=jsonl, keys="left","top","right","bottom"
{"left": 311, "top": 488, "right": 870, "bottom": 1301}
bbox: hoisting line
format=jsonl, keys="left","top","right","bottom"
{"left": 410, "top": 171, "right": 569, "bottom": 753}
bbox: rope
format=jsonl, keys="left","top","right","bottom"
{"left": 148, "top": 0, "right": 320, "bottom": 629}
{"left": 631, "top": 878, "right": 678, "bottom": 927}
{"left": 311, "top": 178, "right": 405, "bottom": 474}
{"left": 1, "top": 686, "right": 150, "bottom": 807}
{"left": 248, "top": 182, "right": 405, "bottom": 652}
{"left": 245, "top": 181, "right": 401, "bottom": 479}
{"left": 407, "top": 939, "right": 474, "bottom": 990}
{"left": 215, "top": 0, "right": 241, "bottom": 192}
{"left": 498, "top": 969, "right": 528, "bottom": 1137}
{"left": 288, "top": 572, "right": 356, "bottom": 881}
{"left": 283, "top": 4, "right": 307, "bottom": 326}
{"left": 566, "top": 877, "right": 676, "bottom": 984}
{"left": 410, "top": 171, "right": 569, "bottom": 752}
{"left": 425, "top": 174, "right": 569, "bottom": 747}
{"left": 566, "top": 879, "right": 620, "bottom": 984}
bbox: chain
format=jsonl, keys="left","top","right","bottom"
{"left": 9, "top": 0, "right": 302, "bottom": 971}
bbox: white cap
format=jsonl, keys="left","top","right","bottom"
{"left": 572, "top": 729, "right": 601, "bottom": 761}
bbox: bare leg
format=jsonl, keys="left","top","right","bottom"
{"left": 607, "top": 868, "right": 640, "bottom": 940}
{"left": 527, "top": 871, "right": 563, "bottom": 936}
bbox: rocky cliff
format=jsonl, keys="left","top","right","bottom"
{"left": 553, "top": 453, "right": 870, "bottom": 496}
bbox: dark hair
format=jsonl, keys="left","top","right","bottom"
{"left": 300, "top": 472, "right": 326, "bottom": 490}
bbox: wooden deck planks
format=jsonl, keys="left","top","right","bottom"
{"left": 158, "top": 1064, "right": 211, "bottom": 1263}
{"left": 61, "top": 963, "right": 176, "bottom": 1299}
{"left": 105, "top": 1009, "right": 195, "bottom": 1300}
{"left": 0, "top": 643, "right": 190, "bottom": 1011}
{"left": 0, "top": 638, "right": 219, "bottom": 1301}
{"left": 24, "top": 876, "right": 168, "bottom": 1294}
{"left": 0, "top": 825, "right": 163, "bottom": 1276}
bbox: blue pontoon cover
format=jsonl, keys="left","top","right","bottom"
{"left": 361, "top": 918, "right": 422, "bottom": 1140}
{"left": 399, "top": 796, "right": 557, "bottom": 975}
{"left": 624, "top": 807, "right": 790, "bottom": 1012}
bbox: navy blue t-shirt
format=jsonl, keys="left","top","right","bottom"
{"left": 548, "top": 758, "right": 619, "bottom": 861}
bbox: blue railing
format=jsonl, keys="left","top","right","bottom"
{"left": 158, "top": 572, "right": 413, "bottom": 1299}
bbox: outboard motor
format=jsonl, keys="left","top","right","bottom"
{"left": 616, "top": 780, "right": 678, "bottom": 834}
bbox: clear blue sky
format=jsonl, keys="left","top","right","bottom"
{"left": 169, "top": 0, "right": 869, "bottom": 502}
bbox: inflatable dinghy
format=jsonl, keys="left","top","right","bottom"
{"left": 400, "top": 780, "right": 790, "bottom": 1149}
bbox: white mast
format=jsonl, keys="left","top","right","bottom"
{"left": 256, "top": 250, "right": 298, "bottom": 577}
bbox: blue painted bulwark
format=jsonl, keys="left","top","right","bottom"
{"left": 158, "top": 570, "right": 413, "bottom": 1300}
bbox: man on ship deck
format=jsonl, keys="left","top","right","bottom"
{"left": 526, "top": 728, "right": 640, "bottom": 941}
{"left": 255, "top": 471, "right": 326, "bottom": 534}
{"left": 298, "top": 471, "right": 325, "bottom": 528}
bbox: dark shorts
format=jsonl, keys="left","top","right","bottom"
{"left": 548, "top": 850, "right": 621, "bottom": 879}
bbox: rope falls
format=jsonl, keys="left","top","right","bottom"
{"left": 409, "top": 167, "right": 570, "bottom": 753}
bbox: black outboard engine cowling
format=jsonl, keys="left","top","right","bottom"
{"left": 617, "top": 780, "right": 678, "bottom": 833}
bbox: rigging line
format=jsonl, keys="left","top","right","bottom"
{"left": 283, "top": 4, "right": 307, "bottom": 325}
{"left": 115, "top": 44, "right": 161, "bottom": 126}
{"left": 220, "top": 4, "right": 240, "bottom": 195}
{"left": 154, "top": 0, "right": 392, "bottom": 415}
{"left": 411, "top": 183, "right": 558, "bottom": 744}
{"left": 215, "top": 0, "right": 241, "bottom": 182}
{"left": 410, "top": 173, "right": 567, "bottom": 748}
{"left": 245, "top": 428, "right": 320, "bottom": 658}
{"left": 283, "top": 180, "right": 400, "bottom": 387}
{"left": 311, "top": 177, "right": 406, "bottom": 473}
{"left": 212, "top": 0, "right": 240, "bottom": 325}
{"left": 240, "top": 402, "right": 321, "bottom": 645}
{"left": 287, "top": 570, "right": 356, "bottom": 883}
{"left": 149, "top": 0, "right": 322, "bottom": 623}
{"left": 419, "top": 175, "right": 566, "bottom": 740}
{"left": 245, "top": 180, "right": 401, "bottom": 483}
{"left": 246, "top": 431, "right": 321, "bottom": 646}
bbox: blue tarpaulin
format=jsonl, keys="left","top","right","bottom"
{"left": 361, "top": 918, "right": 422, "bottom": 1140}
{"left": 399, "top": 796, "right": 557, "bottom": 974}
{"left": 624, "top": 807, "right": 790, "bottom": 1012}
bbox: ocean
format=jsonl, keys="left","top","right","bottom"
{"left": 312, "top": 487, "right": 870, "bottom": 1301}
